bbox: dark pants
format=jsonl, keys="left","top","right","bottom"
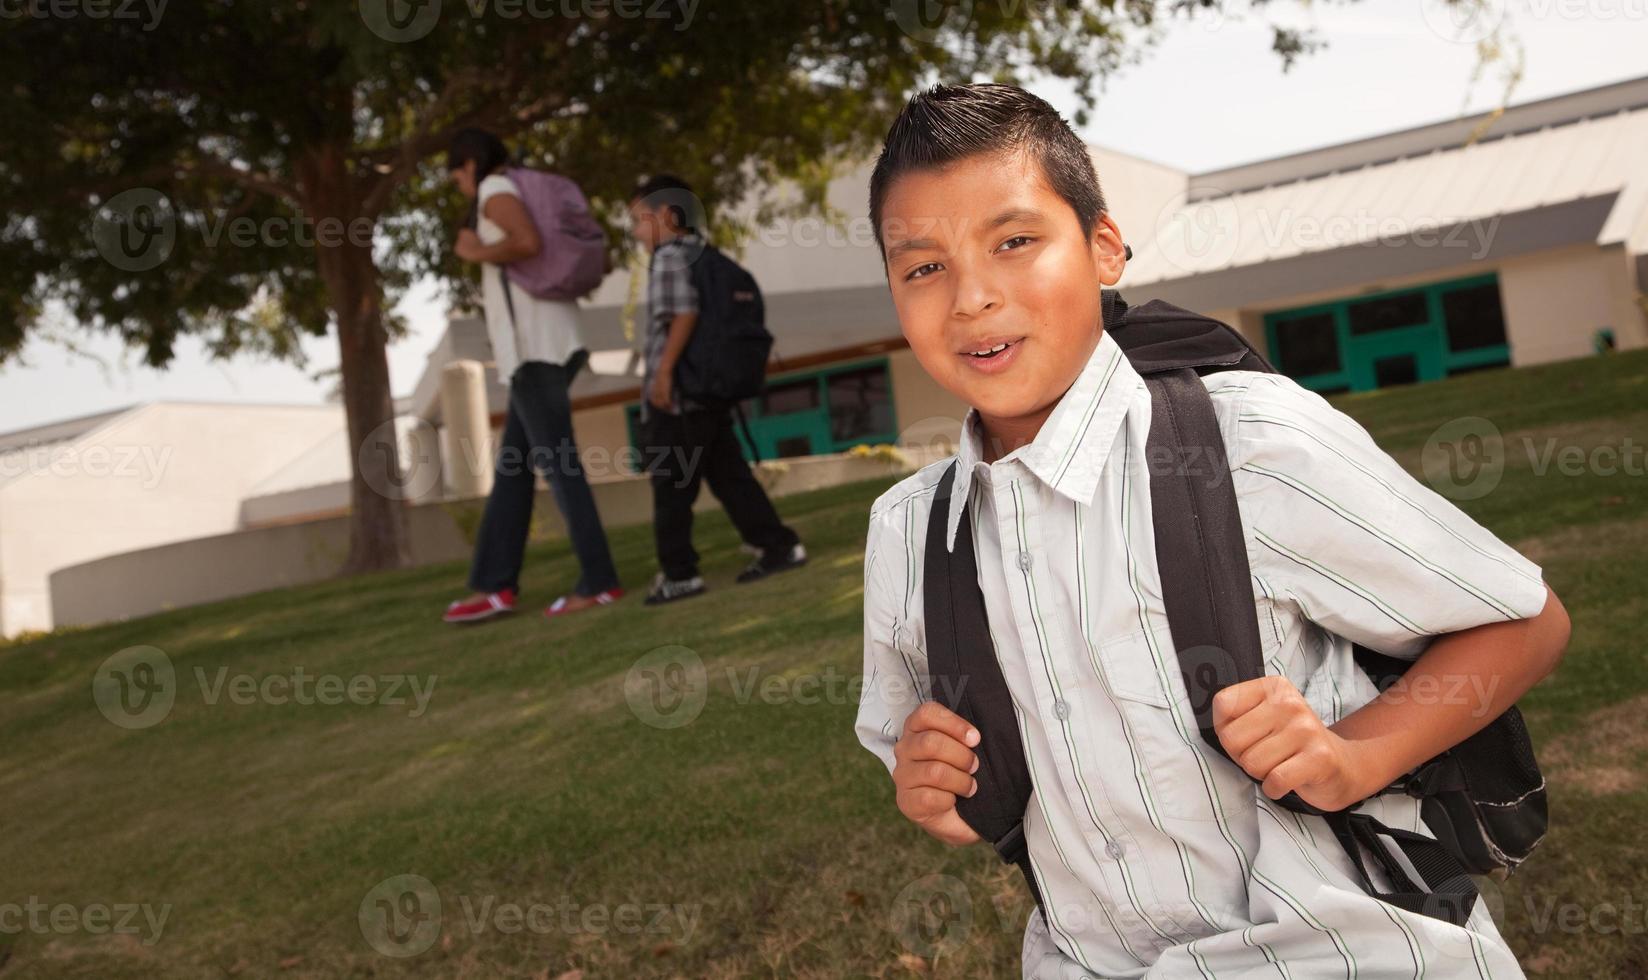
{"left": 469, "top": 355, "right": 621, "bottom": 597}
{"left": 641, "top": 407, "right": 799, "bottom": 581}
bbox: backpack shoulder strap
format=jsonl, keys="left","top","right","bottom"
{"left": 1142, "top": 360, "right": 1485, "bottom": 926}
{"left": 923, "top": 461, "right": 1045, "bottom": 911}
{"left": 1142, "top": 364, "right": 1331, "bottom": 818}
{"left": 1140, "top": 370, "right": 1268, "bottom": 753}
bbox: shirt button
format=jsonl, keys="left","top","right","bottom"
{"left": 1052, "top": 698, "right": 1070, "bottom": 720}
{"left": 1106, "top": 841, "right": 1126, "bottom": 860}
{"left": 1017, "top": 551, "right": 1033, "bottom": 571}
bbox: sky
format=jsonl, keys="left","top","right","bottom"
{"left": 4, "top": 0, "right": 1646, "bottom": 433}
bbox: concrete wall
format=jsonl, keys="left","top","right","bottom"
{"left": 50, "top": 450, "right": 924, "bottom": 632}
{"left": 1180, "top": 242, "right": 1648, "bottom": 374}
{"left": 1498, "top": 242, "right": 1648, "bottom": 364}
{"left": 0, "top": 403, "right": 342, "bottom": 637}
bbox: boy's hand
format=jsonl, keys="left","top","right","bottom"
{"left": 649, "top": 371, "right": 674, "bottom": 411}
{"left": 454, "top": 228, "right": 483, "bottom": 263}
{"left": 1212, "top": 676, "right": 1378, "bottom": 813}
{"left": 893, "top": 702, "right": 984, "bottom": 846}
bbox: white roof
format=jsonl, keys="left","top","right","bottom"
{"left": 1128, "top": 75, "right": 1648, "bottom": 286}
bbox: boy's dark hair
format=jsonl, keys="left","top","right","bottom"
{"left": 630, "top": 173, "right": 701, "bottom": 232}
{"left": 445, "top": 128, "right": 511, "bottom": 180}
{"left": 868, "top": 83, "right": 1106, "bottom": 260}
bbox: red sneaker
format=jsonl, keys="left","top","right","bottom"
{"left": 544, "top": 587, "right": 625, "bottom": 619}
{"left": 443, "top": 589, "right": 516, "bottom": 624}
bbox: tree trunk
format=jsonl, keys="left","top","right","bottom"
{"left": 300, "top": 144, "right": 412, "bottom": 575}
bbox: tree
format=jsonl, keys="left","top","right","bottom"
{"left": 0, "top": 0, "right": 1327, "bottom": 573}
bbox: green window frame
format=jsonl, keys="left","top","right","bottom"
{"left": 622, "top": 357, "right": 899, "bottom": 467}
{"left": 1263, "top": 273, "right": 1511, "bottom": 394}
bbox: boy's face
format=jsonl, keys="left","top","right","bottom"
{"left": 626, "top": 199, "right": 679, "bottom": 252}
{"left": 448, "top": 160, "right": 478, "bottom": 200}
{"left": 880, "top": 150, "right": 1126, "bottom": 439}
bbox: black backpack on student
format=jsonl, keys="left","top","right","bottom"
{"left": 923, "top": 290, "right": 1547, "bottom": 928}
{"left": 669, "top": 242, "right": 774, "bottom": 462}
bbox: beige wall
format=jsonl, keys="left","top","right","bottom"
{"left": 50, "top": 450, "right": 918, "bottom": 632}
{"left": 0, "top": 403, "right": 342, "bottom": 637}
{"left": 1498, "top": 243, "right": 1648, "bottom": 364}
{"left": 887, "top": 347, "right": 968, "bottom": 453}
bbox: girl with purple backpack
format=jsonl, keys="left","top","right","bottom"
{"left": 442, "top": 128, "right": 624, "bottom": 623}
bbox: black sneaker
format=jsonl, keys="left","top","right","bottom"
{"left": 644, "top": 572, "right": 707, "bottom": 606}
{"left": 736, "top": 543, "right": 809, "bottom": 584}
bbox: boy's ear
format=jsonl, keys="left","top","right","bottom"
{"left": 1090, "top": 213, "right": 1127, "bottom": 287}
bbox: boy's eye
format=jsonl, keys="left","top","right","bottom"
{"left": 998, "top": 235, "right": 1035, "bottom": 252}
{"left": 905, "top": 262, "right": 941, "bottom": 281}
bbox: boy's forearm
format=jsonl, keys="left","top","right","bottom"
{"left": 656, "top": 313, "right": 698, "bottom": 373}
{"left": 1328, "top": 584, "right": 1570, "bottom": 797}
{"left": 473, "top": 238, "right": 536, "bottom": 265}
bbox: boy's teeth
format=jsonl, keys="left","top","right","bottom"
{"left": 970, "top": 342, "right": 1009, "bottom": 356}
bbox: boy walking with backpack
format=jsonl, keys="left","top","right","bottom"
{"left": 441, "top": 128, "right": 624, "bottom": 624}
{"left": 627, "top": 175, "right": 806, "bottom": 605}
{"left": 854, "top": 85, "right": 1572, "bottom": 977}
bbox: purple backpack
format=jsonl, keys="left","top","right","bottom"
{"left": 501, "top": 167, "right": 607, "bottom": 301}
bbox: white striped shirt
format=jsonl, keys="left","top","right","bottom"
{"left": 856, "top": 328, "right": 1548, "bottom": 978}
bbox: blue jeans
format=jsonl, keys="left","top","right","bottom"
{"left": 468, "top": 354, "right": 621, "bottom": 597}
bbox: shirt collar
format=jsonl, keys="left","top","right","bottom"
{"left": 944, "top": 326, "right": 1142, "bottom": 552}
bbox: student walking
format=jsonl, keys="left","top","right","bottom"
{"left": 626, "top": 174, "right": 806, "bottom": 606}
{"left": 441, "top": 128, "right": 623, "bottom": 624}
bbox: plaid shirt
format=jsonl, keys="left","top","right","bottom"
{"left": 641, "top": 232, "right": 705, "bottom": 421}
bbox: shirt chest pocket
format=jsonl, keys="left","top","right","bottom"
{"left": 1083, "top": 625, "right": 1245, "bottom": 823}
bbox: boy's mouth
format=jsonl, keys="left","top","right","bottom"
{"left": 958, "top": 336, "right": 1025, "bottom": 374}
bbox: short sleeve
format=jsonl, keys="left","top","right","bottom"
{"left": 1231, "top": 374, "right": 1548, "bottom": 660}
{"left": 854, "top": 504, "right": 926, "bottom": 778}
{"left": 477, "top": 173, "right": 519, "bottom": 210}
{"left": 651, "top": 246, "right": 699, "bottom": 317}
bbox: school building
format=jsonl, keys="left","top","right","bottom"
{"left": 418, "top": 72, "right": 1648, "bottom": 483}
{"left": 11, "top": 72, "right": 1646, "bottom": 636}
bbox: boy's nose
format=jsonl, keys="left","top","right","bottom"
{"left": 952, "top": 277, "right": 1004, "bottom": 319}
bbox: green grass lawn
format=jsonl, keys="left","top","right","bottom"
{"left": 3, "top": 349, "right": 1647, "bottom": 979}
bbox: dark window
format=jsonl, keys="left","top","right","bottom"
{"left": 1273, "top": 313, "right": 1341, "bottom": 377}
{"left": 1447, "top": 362, "right": 1505, "bottom": 378}
{"left": 762, "top": 379, "right": 819, "bottom": 416}
{"left": 1373, "top": 354, "right": 1419, "bottom": 387}
{"left": 1441, "top": 283, "right": 1509, "bottom": 352}
{"left": 1348, "top": 292, "right": 1428, "bottom": 335}
{"left": 774, "top": 435, "right": 814, "bottom": 458}
{"left": 826, "top": 367, "right": 894, "bottom": 442}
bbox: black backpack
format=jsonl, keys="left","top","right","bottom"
{"left": 923, "top": 290, "right": 1547, "bottom": 928}
{"left": 667, "top": 242, "right": 774, "bottom": 462}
